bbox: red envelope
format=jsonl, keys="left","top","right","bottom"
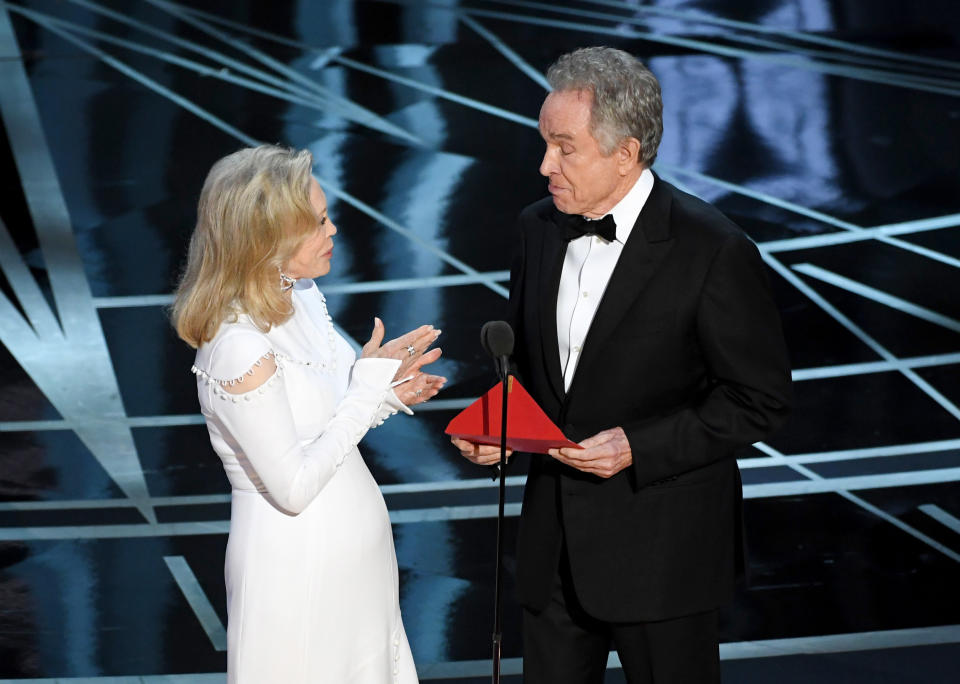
{"left": 445, "top": 377, "right": 582, "bottom": 454}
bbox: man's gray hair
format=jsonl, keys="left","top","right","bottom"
{"left": 546, "top": 46, "right": 663, "bottom": 166}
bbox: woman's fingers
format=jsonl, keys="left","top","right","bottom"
{"left": 398, "top": 348, "right": 441, "bottom": 385}
{"left": 388, "top": 325, "right": 435, "bottom": 351}
{"left": 392, "top": 326, "right": 441, "bottom": 356}
{"left": 413, "top": 347, "right": 443, "bottom": 370}
{"left": 366, "top": 322, "right": 442, "bottom": 368}
{"left": 360, "top": 317, "right": 386, "bottom": 358}
{"left": 395, "top": 337, "right": 442, "bottom": 377}
{"left": 402, "top": 373, "right": 447, "bottom": 405}
{"left": 421, "top": 373, "right": 447, "bottom": 389}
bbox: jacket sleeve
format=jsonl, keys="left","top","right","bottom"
{"left": 624, "top": 232, "right": 793, "bottom": 486}
{"left": 506, "top": 220, "right": 528, "bottom": 383}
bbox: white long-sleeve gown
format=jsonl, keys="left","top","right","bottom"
{"left": 192, "top": 279, "right": 418, "bottom": 684}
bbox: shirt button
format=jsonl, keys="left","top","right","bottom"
{"left": 595, "top": 237, "right": 603, "bottom": 244}
{"left": 573, "top": 345, "right": 581, "bottom": 353}
{"left": 582, "top": 291, "right": 589, "bottom": 298}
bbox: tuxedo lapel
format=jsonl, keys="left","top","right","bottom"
{"left": 537, "top": 220, "right": 567, "bottom": 402}
{"left": 571, "top": 178, "right": 675, "bottom": 392}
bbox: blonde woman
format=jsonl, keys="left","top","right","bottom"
{"left": 173, "top": 145, "right": 443, "bottom": 683}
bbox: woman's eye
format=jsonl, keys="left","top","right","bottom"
{"left": 320, "top": 216, "right": 328, "bottom": 226}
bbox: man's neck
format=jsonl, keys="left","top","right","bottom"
{"left": 584, "top": 166, "right": 645, "bottom": 218}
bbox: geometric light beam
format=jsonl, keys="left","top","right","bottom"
{"left": 793, "top": 263, "right": 960, "bottom": 332}
{"left": 145, "top": 0, "right": 424, "bottom": 146}
{"left": 762, "top": 252, "right": 960, "bottom": 422}
{"left": 754, "top": 442, "right": 960, "bottom": 563}
{"left": 0, "top": 7, "right": 155, "bottom": 522}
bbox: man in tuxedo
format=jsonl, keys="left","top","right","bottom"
{"left": 453, "top": 47, "right": 792, "bottom": 683}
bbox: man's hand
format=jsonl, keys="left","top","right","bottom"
{"left": 451, "top": 437, "right": 513, "bottom": 466}
{"left": 548, "top": 427, "right": 632, "bottom": 478}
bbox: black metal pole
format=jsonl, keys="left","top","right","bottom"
{"left": 492, "top": 369, "right": 509, "bottom": 684}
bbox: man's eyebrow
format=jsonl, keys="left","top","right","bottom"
{"left": 543, "top": 131, "right": 575, "bottom": 141}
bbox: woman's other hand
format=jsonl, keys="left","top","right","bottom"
{"left": 362, "top": 318, "right": 446, "bottom": 405}
{"left": 394, "top": 373, "right": 446, "bottom": 406}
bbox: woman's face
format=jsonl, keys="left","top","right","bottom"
{"left": 284, "top": 178, "right": 337, "bottom": 279}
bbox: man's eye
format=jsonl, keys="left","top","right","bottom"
{"left": 560, "top": 147, "right": 574, "bottom": 155}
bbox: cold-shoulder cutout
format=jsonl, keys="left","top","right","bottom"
{"left": 196, "top": 324, "right": 267, "bottom": 373}
{"left": 221, "top": 354, "right": 278, "bottom": 394}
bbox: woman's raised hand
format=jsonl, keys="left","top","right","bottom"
{"left": 361, "top": 318, "right": 446, "bottom": 406}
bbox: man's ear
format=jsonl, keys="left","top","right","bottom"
{"left": 617, "top": 137, "right": 642, "bottom": 175}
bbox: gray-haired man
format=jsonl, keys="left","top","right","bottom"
{"left": 456, "top": 47, "right": 792, "bottom": 682}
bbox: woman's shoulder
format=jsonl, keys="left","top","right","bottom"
{"left": 193, "top": 316, "right": 274, "bottom": 384}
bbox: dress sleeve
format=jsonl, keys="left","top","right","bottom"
{"left": 200, "top": 331, "right": 402, "bottom": 514}
{"left": 371, "top": 389, "right": 414, "bottom": 427}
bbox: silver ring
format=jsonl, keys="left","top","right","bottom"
{"left": 415, "top": 389, "right": 423, "bottom": 397}
{"left": 406, "top": 345, "right": 416, "bottom": 356}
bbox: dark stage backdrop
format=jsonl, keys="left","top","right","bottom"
{"left": 0, "top": 1, "right": 958, "bottom": 682}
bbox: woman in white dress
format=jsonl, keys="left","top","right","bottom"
{"left": 172, "top": 145, "right": 444, "bottom": 683}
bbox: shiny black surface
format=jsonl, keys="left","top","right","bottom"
{"left": 2, "top": 0, "right": 960, "bottom": 681}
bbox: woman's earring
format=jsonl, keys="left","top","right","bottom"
{"left": 279, "top": 269, "right": 297, "bottom": 292}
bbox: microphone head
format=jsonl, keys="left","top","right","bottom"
{"left": 481, "top": 320, "right": 514, "bottom": 358}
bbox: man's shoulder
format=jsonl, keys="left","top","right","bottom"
{"left": 659, "top": 178, "right": 743, "bottom": 243}
{"left": 518, "top": 196, "right": 556, "bottom": 226}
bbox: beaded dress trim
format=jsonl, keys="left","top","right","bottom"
{"left": 190, "top": 291, "right": 341, "bottom": 399}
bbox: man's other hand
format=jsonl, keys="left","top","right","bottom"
{"left": 451, "top": 437, "right": 513, "bottom": 466}
{"left": 548, "top": 427, "right": 632, "bottom": 478}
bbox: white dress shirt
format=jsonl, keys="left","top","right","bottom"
{"left": 557, "top": 168, "right": 655, "bottom": 391}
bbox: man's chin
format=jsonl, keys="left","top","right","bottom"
{"left": 550, "top": 194, "right": 573, "bottom": 214}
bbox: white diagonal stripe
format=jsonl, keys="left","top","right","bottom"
{"left": 762, "top": 252, "right": 960, "bottom": 422}
{"left": 793, "top": 263, "right": 960, "bottom": 332}
{"left": 919, "top": 504, "right": 960, "bottom": 536}
{"left": 791, "top": 353, "right": 960, "bottom": 381}
{"left": 755, "top": 443, "right": 960, "bottom": 563}
{"left": 163, "top": 556, "right": 227, "bottom": 651}
{"left": 458, "top": 13, "right": 550, "bottom": 90}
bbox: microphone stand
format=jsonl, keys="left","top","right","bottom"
{"left": 492, "top": 355, "right": 509, "bottom": 684}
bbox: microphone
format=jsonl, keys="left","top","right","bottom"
{"left": 480, "top": 320, "right": 514, "bottom": 380}
{"left": 479, "top": 320, "right": 514, "bottom": 683}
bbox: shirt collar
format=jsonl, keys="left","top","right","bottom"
{"left": 607, "top": 167, "right": 654, "bottom": 244}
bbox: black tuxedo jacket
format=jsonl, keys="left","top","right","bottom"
{"left": 509, "top": 176, "right": 793, "bottom": 622}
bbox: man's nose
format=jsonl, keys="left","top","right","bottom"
{"left": 539, "top": 147, "right": 557, "bottom": 177}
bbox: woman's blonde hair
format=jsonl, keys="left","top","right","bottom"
{"left": 172, "top": 145, "right": 318, "bottom": 348}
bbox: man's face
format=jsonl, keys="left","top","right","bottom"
{"left": 538, "top": 89, "right": 623, "bottom": 218}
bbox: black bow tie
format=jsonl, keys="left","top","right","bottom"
{"left": 556, "top": 211, "right": 617, "bottom": 243}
